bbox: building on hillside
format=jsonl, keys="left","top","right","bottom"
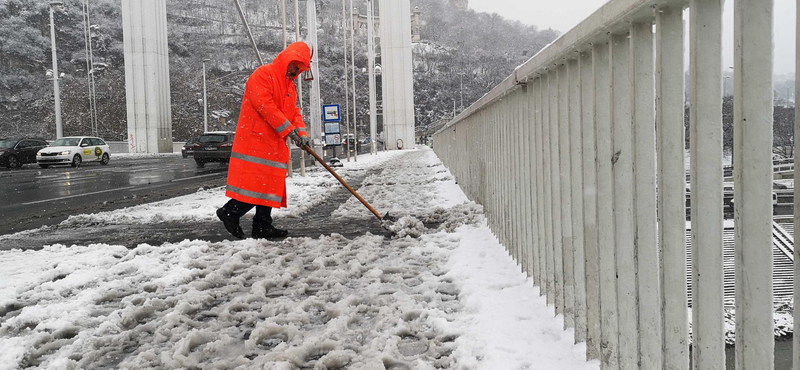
{"left": 449, "top": 0, "right": 468, "bottom": 11}
{"left": 412, "top": 7, "right": 422, "bottom": 42}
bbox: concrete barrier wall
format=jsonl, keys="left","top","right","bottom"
{"left": 107, "top": 141, "right": 184, "bottom": 154}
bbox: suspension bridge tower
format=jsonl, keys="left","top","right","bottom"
{"left": 379, "top": 0, "right": 416, "bottom": 150}
{"left": 121, "top": 0, "right": 172, "bottom": 153}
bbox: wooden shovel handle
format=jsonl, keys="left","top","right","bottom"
{"left": 302, "top": 144, "right": 383, "bottom": 221}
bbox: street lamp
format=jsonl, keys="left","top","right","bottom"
{"left": 350, "top": 2, "right": 357, "bottom": 161}
{"left": 49, "top": 1, "right": 64, "bottom": 139}
{"left": 366, "top": 0, "right": 377, "bottom": 154}
{"left": 202, "top": 59, "right": 210, "bottom": 133}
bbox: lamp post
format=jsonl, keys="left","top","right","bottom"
{"left": 342, "top": 0, "right": 351, "bottom": 162}
{"left": 307, "top": 0, "right": 322, "bottom": 157}
{"left": 202, "top": 59, "right": 210, "bottom": 133}
{"left": 367, "top": 0, "right": 377, "bottom": 154}
{"left": 350, "top": 2, "right": 358, "bottom": 161}
{"left": 49, "top": 1, "right": 64, "bottom": 139}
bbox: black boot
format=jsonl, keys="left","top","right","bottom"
{"left": 216, "top": 208, "right": 245, "bottom": 239}
{"left": 252, "top": 223, "right": 289, "bottom": 239}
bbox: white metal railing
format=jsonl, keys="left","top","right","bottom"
{"left": 432, "top": 0, "right": 786, "bottom": 369}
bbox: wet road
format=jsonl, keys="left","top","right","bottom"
{"left": 0, "top": 161, "right": 391, "bottom": 250}
{"left": 0, "top": 155, "right": 228, "bottom": 236}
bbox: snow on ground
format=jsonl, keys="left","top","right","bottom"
{"left": 774, "top": 179, "right": 794, "bottom": 189}
{"left": 53, "top": 150, "right": 407, "bottom": 227}
{"left": 0, "top": 147, "right": 595, "bottom": 370}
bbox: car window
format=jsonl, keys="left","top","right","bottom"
{"left": 0, "top": 140, "right": 16, "bottom": 149}
{"left": 95, "top": 139, "right": 106, "bottom": 146}
{"left": 17, "top": 140, "right": 31, "bottom": 149}
{"left": 199, "top": 135, "right": 226, "bottom": 143}
{"left": 79, "top": 138, "right": 91, "bottom": 147}
{"left": 86, "top": 138, "right": 97, "bottom": 146}
{"left": 35, "top": 140, "right": 48, "bottom": 147}
{"left": 52, "top": 138, "right": 81, "bottom": 147}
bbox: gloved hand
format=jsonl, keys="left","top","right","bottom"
{"left": 288, "top": 128, "right": 310, "bottom": 148}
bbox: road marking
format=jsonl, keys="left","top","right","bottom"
{"left": 170, "top": 173, "right": 225, "bottom": 182}
{"left": 128, "top": 167, "right": 163, "bottom": 173}
{"left": 22, "top": 186, "right": 137, "bottom": 205}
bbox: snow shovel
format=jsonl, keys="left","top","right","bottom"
{"left": 301, "top": 144, "right": 396, "bottom": 223}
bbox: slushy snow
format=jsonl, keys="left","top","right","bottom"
{"left": 0, "top": 148, "right": 597, "bottom": 370}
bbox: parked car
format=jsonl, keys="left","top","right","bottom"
{"left": 181, "top": 137, "right": 200, "bottom": 158}
{"left": 36, "top": 136, "right": 111, "bottom": 168}
{"left": 0, "top": 138, "right": 49, "bottom": 169}
{"left": 193, "top": 132, "right": 235, "bottom": 168}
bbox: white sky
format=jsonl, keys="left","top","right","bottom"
{"left": 468, "top": 0, "right": 797, "bottom": 77}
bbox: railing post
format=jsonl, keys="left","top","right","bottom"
{"left": 502, "top": 97, "right": 511, "bottom": 256}
{"left": 569, "top": 56, "right": 587, "bottom": 343}
{"left": 507, "top": 96, "right": 515, "bottom": 261}
{"left": 505, "top": 97, "right": 513, "bottom": 258}
{"left": 631, "top": 20, "right": 661, "bottom": 369}
{"left": 535, "top": 76, "right": 549, "bottom": 297}
{"left": 473, "top": 119, "right": 479, "bottom": 201}
{"left": 487, "top": 110, "right": 494, "bottom": 234}
{"left": 500, "top": 99, "right": 508, "bottom": 253}
{"left": 559, "top": 62, "right": 575, "bottom": 328}
{"left": 594, "top": 39, "right": 620, "bottom": 370}
{"left": 581, "top": 50, "right": 601, "bottom": 361}
{"left": 516, "top": 94, "right": 522, "bottom": 268}
{"left": 656, "top": 7, "right": 689, "bottom": 370}
{"left": 511, "top": 88, "right": 528, "bottom": 272}
{"left": 526, "top": 81, "right": 540, "bottom": 286}
{"left": 543, "top": 71, "right": 556, "bottom": 304}
{"left": 521, "top": 85, "right": 535, "bottom": 279}
{"left": 494, "top": 106, "right": 500, "bottom": 241}
{"left": 611, "top": 32, "right": 637, "bottom": 370}
{"left": 733, "top": 0, "right": 774, "bottom": 368}
{"left": 491, "top": 108, "right": 496, "bottom": 233}
{"left": 502, "top": 101, "right": 509, "bottom": 251}
{"left": 551, "top": 67, "right": 565, "bottom": 316}
{"left": 795, "top": 0, "right": 800, "bottom": 365}
{"left": 689, "top": 0, "right": 725, "bottom": 368}
{"left": 488, "top": 109, "right": 495, "bottom": 236}
{"left": 494, "top": 104, "right": 501, "bottom": 245}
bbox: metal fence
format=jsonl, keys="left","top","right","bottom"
{"left": 432, "top": 0, "right": 792, "bottom": 369}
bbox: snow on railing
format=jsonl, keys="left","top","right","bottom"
{"left": 432, "top": 0, "right": 785, "bottom": 369}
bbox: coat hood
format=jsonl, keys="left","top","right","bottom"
{"left": 272, "top": 42, "right": 312, "bottom": 80}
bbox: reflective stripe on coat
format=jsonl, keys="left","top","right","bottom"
{"left": 226, "top": 42, "right": 311, "bottom": 208}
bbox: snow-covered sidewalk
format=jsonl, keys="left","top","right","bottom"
{"left": 0, "top": 147, "right": 597, "bottom": 370}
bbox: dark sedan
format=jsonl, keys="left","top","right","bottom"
{"left": 181, "top": 137, "right": 200, "bottom": 158}
{"left": 193, "top": 132, "right": 235, "bottom": 168}
{"left": 0, "top": 138, "right": 49, "bottom": 169}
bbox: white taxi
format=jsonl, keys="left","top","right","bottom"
{"left": 36, "top": 136, "right": 111, "bottom": 168}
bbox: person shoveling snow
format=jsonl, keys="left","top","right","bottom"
{"left": 216, "top": 42, "right": 312, "bottom": 240}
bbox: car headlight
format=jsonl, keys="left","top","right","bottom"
{"left": 36, "top": 152, "right": 41, "bottom": 156}
{"left": 60, "top": 151, "right": 70, "bottom": 155}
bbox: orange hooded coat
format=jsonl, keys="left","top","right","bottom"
{"left": 225, "top": 42, "right": 311, "bottom": 208}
